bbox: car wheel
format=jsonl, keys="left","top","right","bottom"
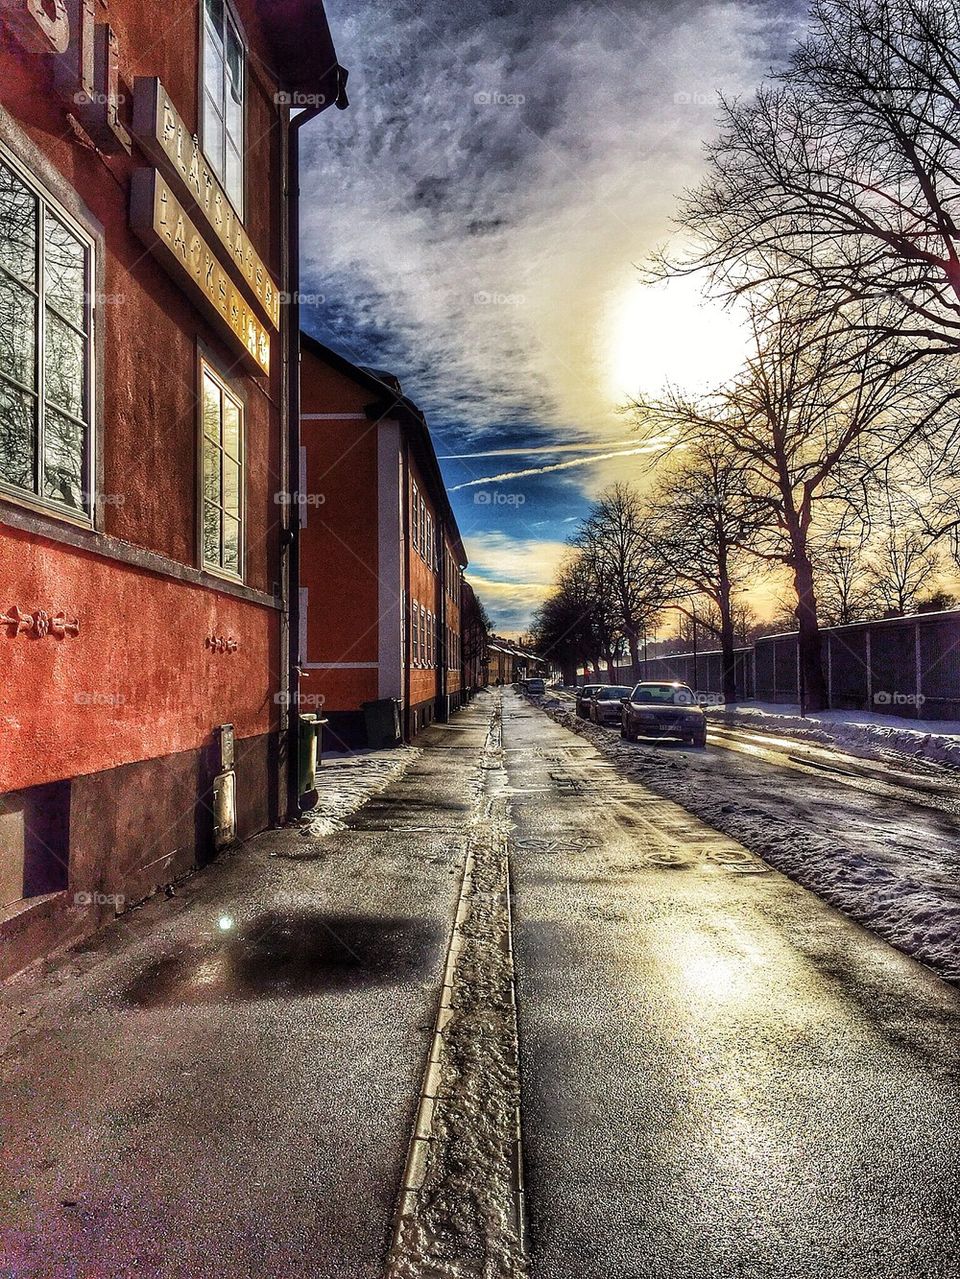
{"left": 693, "top": 733, "right": 706, "bottom": 748}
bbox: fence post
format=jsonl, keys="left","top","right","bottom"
{"left": 826, "top": 633, "right": 833, "bottom": 710}
{"left": 915, "top": 621, "right": 922, "bottom": 720}
{"left": 865, "top": 629, "right": 872, "bottom": 712}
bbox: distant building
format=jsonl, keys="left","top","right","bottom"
{"left": 299, "top": 334, "right": 467, "bottom": 744}
{"left": 488, "top": 638, "right": 550, "bottom": 685}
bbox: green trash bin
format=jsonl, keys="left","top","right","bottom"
{"left": 298, "top": 713, "right": 325, "bottom": 801}
{"left": 361, "top": 698, "right": 402, "bottom": 749}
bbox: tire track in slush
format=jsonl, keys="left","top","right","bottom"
{"left": 386, "top": 695, "right": 528, "bottom": 1279}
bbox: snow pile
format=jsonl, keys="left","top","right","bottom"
{"left": 707, "top": 702, "right": 960, "bottom": 770}
{"left": 534, "top": 697, "right": 960, "bottom": 983}
{"left": 287, "top": 746, "right": 420, "bottom": 843}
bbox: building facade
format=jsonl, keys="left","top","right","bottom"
{"left": 299, "top": 335, "right": 467, "bottom": 745}
{"left": 0, "top": 0, "right": 344, "bottom": 976}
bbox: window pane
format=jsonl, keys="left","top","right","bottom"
{"left": 0, "top": 163, "right": 36, "bottom": 286}
{"left": 0, "top": 276, "right": 35, "bottom": 387}
{"left": 202, "top": 373, "right": 221, "bottom": 440}
{"left": 0, "top": 377, "right": 36, "bottom": 489}
{"left": 222, "top": 455, "right": 240, "bottom": 517}
{"left": 222, "top": 515, "right": 240, "bottom": 574}
{"left": 202, "top": 500, "right": 221, "bottom": 567}
{"left": 202, "top": 93, "right": 225, "bottom": 181}
{"left": 224, "top": 141, "right": 242, "bottom": 212}
{"left": 42, "top": 409, "right": 85, "bottom": 509}
{"left": 204, "top": 0, "right": 224, "bottom": 40}
{"left": 44, "top": 216, "right": 86, "bottom": 330}
{"left": 222, "top": 395, "right": 240, "bottom": 457}
{"left": 44, "top": 307, "right": 85, "bottom": 419}
{"left": 202, "top": 436, "right": 219, "bottom": 504}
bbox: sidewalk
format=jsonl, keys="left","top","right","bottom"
{"left": 0, "top": 697, "right": 493, "bottom": 1279}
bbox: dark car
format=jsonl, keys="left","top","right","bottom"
{"left": 621, "top": 681, "right": 706, "bottom": 747}
{"left": 588, "top": 685, "right": 633, "bottom": 725}
{"left": 575, "top": 684, "right": 602, "bottom": 717}
{"left": 526, "top": 677, "right": 546, "bottom": 695}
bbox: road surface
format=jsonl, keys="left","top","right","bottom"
{"left": 1, "top": 690, "right": 958, "bottom": 1277}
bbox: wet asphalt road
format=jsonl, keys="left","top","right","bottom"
{"left": 0, "top": 704, "right": 491, "bottom": 1279}
{"left": 505, "top": 693, "right": 960, "bottom": 1278}
{"left": 2, "top": 690, "right": 960, "bottom": 1278}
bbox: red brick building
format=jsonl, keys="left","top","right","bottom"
{"left": 0, "top": 0, "right": 345, "bottom": 975}
{"left": 299, "top": 334, "right": 467, "bottom": 745}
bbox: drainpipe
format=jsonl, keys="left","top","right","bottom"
{"left": 284, "top": 82, "right": 347, "bottom": 822}
{"left": 401, "top": 434, "right": 412, "bottom": 740}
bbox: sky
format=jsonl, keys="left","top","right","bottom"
{"left": 300, "top": 0, "right": 804, "bottom": 635}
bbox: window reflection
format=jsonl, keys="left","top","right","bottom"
{"left": 0, "top": 158, "right": 91, "bottom": 517}
{"left": 200, "top": 366, "right": 244, "bottom": 578}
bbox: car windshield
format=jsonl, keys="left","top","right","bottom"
{"left": 630, "top": 683, "right": 696, "bottom": 706}
{"left": 580, "top": 686, "right": 601, "bottom": 697}
{"left": 598, "top": 687, "right": 631, "bottom": 700}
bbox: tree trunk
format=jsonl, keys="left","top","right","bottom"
{"left": 718, "top": 594, "right": 737, "bottom": 705}
{"left": 626, "top": 630, "right": 640, "bottom": 685}
{"left": 793, "top": 553, "right": 828, "bottom": 712}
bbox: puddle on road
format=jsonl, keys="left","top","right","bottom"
{"left": 124, "top": 911, "right": 441, "bottom": 1007}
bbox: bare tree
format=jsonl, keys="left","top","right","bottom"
{"left": 649, "top": 436, "right": 764, "bottom": 702}
{"left": 864, "top": 524, "right": 944, "bottom": 614}
{"left": 574, "top": 484, "right": 669, "bottom": 681}
{"left": 631, "top": 295, "right": 946, "bottom": 709}
{"left": 665, "top": 0, "right": 960, "bottom": 366}
{"left": 532, "top": 552, "right": 610, "bottom": 683}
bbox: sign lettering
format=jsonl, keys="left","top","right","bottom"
{"left": 130, "top": 169, "right": 270, "bottom": 376}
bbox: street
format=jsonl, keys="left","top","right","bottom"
{"left": 2, "top": 690, "right": 960, "bottom": 1277}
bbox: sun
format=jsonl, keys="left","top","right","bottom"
{"left": 604, "top": 274, "right": 749, "bottom": 402}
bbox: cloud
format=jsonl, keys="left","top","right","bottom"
{"left": 306, "top": 0, "right": 796, "bottom": 440}
{"left": 463, "top": 530, "right": 570, "bottom": 632}
{"left": 305, "top": 0, "right": 804, "bottom": 628}
{"left": 451, "top": 441, "right": 669, "bottom": 489}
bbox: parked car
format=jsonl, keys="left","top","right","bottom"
{"left": 620, "top": 681, "right": 706, "bottom": 747}
{"left": 526, "top": 677, "right": 546, "bottom": 694}
{"left": 575, "top": 684, "right": 602, "bottom": 717}
{"left": 588, "top": 685, "right": 633, "bottom": 725}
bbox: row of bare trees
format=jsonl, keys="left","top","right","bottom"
{"left": 541, "top": 0, "right": 960, "bottom": 710}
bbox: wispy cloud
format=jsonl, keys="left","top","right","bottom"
{"left": 451, "top": 443, "right": 666, "bottom": 490}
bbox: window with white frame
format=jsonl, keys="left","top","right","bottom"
{"left": 202, "top": 0, "right": 245, "bottom": 216}
{"left": 200, "top": 361, "right": 244, "bottom": 579}
{"left": 0, "top": 157, "right": 94, "bottom": 518}
{"left": 412, "top": 482, "right": 420, "bottom": 553}
{"left": 412, "top": 601, "right": 420, "bottom": 665}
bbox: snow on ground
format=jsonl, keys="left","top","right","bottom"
{"left": 536, "top": 694, "right": 960, "bottom": 983}
{"left": 291, "top": 746, "right": 421, "bottom": 841}
{"left": 705, "top": 701, "right": 960, "bottom": 770}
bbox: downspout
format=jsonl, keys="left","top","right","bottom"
{"left": 284, "top": 79, "right": 347, "bottom": 821}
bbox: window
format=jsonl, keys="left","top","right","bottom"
{"left": 412, "top": 482, "right": 420, "bottom": 553}
{"left": 412, "top": 601, "right": 420, "bottom": 665}
{"left": 0, "top": 157, "right": 94, "bottom": 519}
{"left": 200, "top": 362, "right": 244, "bottom": 579}
{"left": 202, "top": 0, "right": 245, "bottom": 215}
